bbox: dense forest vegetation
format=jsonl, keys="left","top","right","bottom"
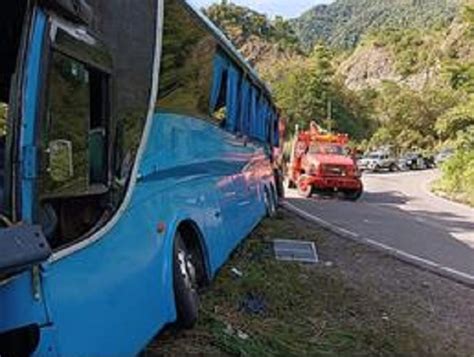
{"left": 206, "top": 0, "right": 474, "bottom": 204}
{"left": 292, "top": 0, "right": 461, "bottom": 50}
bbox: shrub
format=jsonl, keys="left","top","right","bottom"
{"left": 436, "top": 149, "right": 474, "bottom": 206}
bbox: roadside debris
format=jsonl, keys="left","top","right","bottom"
{"left": 239, "top": 292, "right": 267, "bottom": 316}
{"left": 230, "top": 267, "right": 243, "bottom": 278}
{"left": 236, "top": 330, "right": 249, "bottom": 340}
{"left": 273, "top": 239, "right": 319, "bottom": 263}
{"left": 324, "top": 261, "right": 334, "bottom": 268}
{"left": 223, "top": 323, "right": 250, "bottom": 340}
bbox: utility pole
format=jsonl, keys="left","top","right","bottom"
{"left": 327, "top": 97, "right": 332, "bottom": 131}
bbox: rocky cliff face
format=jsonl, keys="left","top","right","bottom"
{"left": 338, "top": 45, "right": 439, "bottom": 91}
{"left": 337, "top": 18, "right": 473, "bottom": 92}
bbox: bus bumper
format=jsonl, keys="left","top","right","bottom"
{"left": 309, "top": 176, "right": 362, "bottom": 191}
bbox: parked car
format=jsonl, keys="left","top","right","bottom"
{"left": 399, "top": 152, "right": 436, "bottom": 170}
{"left": 399, "top": 152, "right": 422, "bottom": 170}
{"left": 358, "top": 152, "right": 398, "bottom": 172}
{"left": 435, "top": 148, "right": 454, "bottom": 166}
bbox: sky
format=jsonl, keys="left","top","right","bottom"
{"left": 188, "top": 0, "right": 333, "bottom": 19}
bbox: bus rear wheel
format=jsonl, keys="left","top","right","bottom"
{"left": 173, "top": 233, "right": 199, "bottom": 329}
{"left": 297, "top": 175, "right": 313, "bottom": 198}
{"left": 264, "top": 186, "right": 277, "bottom": 217}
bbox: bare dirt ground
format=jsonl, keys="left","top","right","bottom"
{"left": 146, "top": 210, "right": 474, "bottom": 356}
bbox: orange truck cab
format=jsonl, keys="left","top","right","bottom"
{"left": 288, "top": 125, "right": 363, "bottom": 200}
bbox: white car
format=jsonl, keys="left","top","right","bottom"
{"left": 358, "top": 152, "right": 398, "bottom": 172}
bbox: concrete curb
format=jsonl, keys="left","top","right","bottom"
{"left": 282, "top": 200, "right": 474, "bottom": 289}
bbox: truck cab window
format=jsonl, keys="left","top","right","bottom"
{"left": 39, "top": 51, "right": 109, "bottom": 249}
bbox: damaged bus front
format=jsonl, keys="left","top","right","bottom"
{"left": 1, "top": 1, "right": 53, "bottom": 355}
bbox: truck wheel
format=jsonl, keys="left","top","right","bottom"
{"left": 389, "top": 163, "right": 397, "bottom": 172}
{"left": 286, "top": 178, "right": 296, "bottom": 189}
{"left": 297, "top": 175, "right": 312, "bottom": 198}
{"left": 173, "top": 233, "right": 199, "bottom": 329}
{"left": 344, "top": 187, "right": 363, "bottom": 201}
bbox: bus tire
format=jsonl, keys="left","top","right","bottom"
{"left": 264, "top": 186, "right": 277, "bottom": 217}
{"left": 270, "top": 183, "right": 279, "bottom": 208}
{"left": 173, "top": 232, "right": 199, "bottom": 329}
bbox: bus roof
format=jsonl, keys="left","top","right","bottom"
{"left": 182, "top": 0, "right": 276, "bottom": 108}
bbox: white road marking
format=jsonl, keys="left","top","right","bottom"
{"left": 283, "top": 200, "right": 474, "bottom": 287}
{"left": 282, "top": 201, "right": 360, "bottom": 238}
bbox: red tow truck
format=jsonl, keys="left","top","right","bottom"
{"left": 288, "top": 123, "right": 363, "bottom": 200}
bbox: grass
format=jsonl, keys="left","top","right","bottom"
{"left": 148, "top": 212, "right": 440, "bottom": 356}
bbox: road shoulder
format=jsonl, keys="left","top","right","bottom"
{"left": 147, "top": 211, "right": 474, "bottom": 356}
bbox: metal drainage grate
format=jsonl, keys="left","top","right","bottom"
{"left": 273, "top": 239, "right": 319, "bottom": 264}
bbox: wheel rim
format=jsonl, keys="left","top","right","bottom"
{"left": 177, "top": 249, "right": 197, "bottom": 291}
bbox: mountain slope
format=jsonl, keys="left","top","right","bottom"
{"left": 338, "top": 13, "right": 474, "bottom": 91}
{"left": 205, "top": 2, "right": 303, "bottom": 68}
{"left": 293, "top": 0, "right": 461, "bottom": 49}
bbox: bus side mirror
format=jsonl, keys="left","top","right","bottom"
{"left": 48, "top": 139, "right": 74, "bottom": 182}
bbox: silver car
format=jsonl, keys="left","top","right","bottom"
{"left": 358, "top": 152, "right": 399, "bottom": 172}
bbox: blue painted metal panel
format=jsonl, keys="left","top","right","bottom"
{"left": 249, "top": 87, "right": 258, "bottom": 140}
{"left": 33, "top": 325, "right": 60, "bottom": 357}
{"left": 0, "top": 8, "right": 50, "bottom": 336}
{"left": 20, "top": 9, "right": 46, "bottom": 223}
{"left": 239, "top": 78, "right": 250, "bottom": 135}
{"left": 209, "top": 54, "right": 228, "bottom": 113}
{"left": 0, "top": 271, "right": 49, "bottom": 333}
{"left": 225, "top": 65, "right": 241, "bottom": 133}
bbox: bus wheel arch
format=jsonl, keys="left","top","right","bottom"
{"left": 176, "top": 220, "right": 210, "bottom": 287}
{"left": 172, "top": 220, "right": 209, "bottom": 329}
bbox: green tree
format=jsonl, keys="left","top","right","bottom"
{"left": 436, "top": 96, "right": 474, "bottom": 142}
{"left": 0, "top": 103, "right": 7, "bottom": 136}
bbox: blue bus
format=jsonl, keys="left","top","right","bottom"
{"left": 0, "top": 0, "right": 280, "bottom": 355}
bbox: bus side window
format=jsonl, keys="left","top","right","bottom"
{"left": 39, "top": 51, "right": 109, "bottom": 248}
{"left": 211, "top": 70, "right": 227, "bottom": 125}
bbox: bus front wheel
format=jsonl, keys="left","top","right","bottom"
{"left": 173, "top": 233, "right": 199, "bottom": 329}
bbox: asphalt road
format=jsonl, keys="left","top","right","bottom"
{"left": 285, "top": 170, "right": 474, "bottom": 279}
